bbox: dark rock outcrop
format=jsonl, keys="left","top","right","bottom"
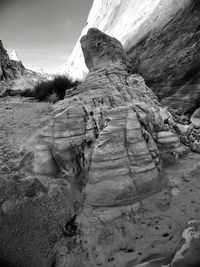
{"left": 0, "top": 40, "right": 25, "bottom": 83}
{"left": 128, "top": 0, "right": 200, "bottom": 115}
{"left": 0, "top": 40, "right": 49, "bottom": 98}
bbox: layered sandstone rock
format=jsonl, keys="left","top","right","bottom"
{"left": 31, "top": 28, "right": 200, "bottom": 267}
{"left": 33, "top": 28, "right": 187, "bottom": 208}
{"left": 59, "top": 0, "right": 200, "bottom": 119}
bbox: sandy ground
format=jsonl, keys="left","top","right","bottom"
{"left": 78, "top": 152, "right": 200, "bottom": 267}
{"left": 0, "top": 96, "right": 53, "bottom": 179}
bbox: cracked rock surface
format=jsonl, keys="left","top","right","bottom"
{"left": 30, "top": 29, "right": 200, "bottom": 266}
{"left": 33, "top": 29, "right": 186, "bottom": 208}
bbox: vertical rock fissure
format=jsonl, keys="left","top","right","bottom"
{"left": 124, "top": 115, "right": 138, "bottom": 208}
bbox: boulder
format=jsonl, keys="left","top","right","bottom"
{"left": 174, "top": 123, "right": 194, "bottom": 136}
{"left": 190, "top": 107, "right": 200, "bottom": 129}
{"left": 171, "top": 221, "right": 200, "bottom": 267}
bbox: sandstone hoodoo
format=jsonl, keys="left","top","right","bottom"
{"left": 31, "top": 28, "right": 200, "bottom": 267}
{"left": 2, "top": 0, "right": 200, "bottom": 266}
{"left": 34, "top": 28, "right": 186, "bottom": 207}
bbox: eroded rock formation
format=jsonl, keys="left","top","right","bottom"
{"left": 0, "top": 26, "right": 199, "bottom": 267}
{"left": 29, "top": 28, "right": 200, "bottom": 266}
{"left": 34, "top": 28, "right": 188, "bottom": 208}
{"left": 58, "top": 0, "right": 200, "bottom": 123}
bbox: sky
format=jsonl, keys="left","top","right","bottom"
{"left": 0, "top": 0, "right": 93, "bottom": 72}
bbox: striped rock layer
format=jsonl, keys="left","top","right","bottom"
{"left": 33, "top": 29, "right": 185, "bottom": 207}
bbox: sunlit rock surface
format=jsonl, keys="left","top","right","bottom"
{"left": 9, "top": 49, "right": 21, "bottom": 62}
{"left": 57, "top": 0, "right": 190, "bottom": 80}
{"left": 58, "top": 0, "right": 200, "bottom": 119}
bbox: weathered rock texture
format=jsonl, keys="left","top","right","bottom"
{"left": 128, "top": 0, "right": 200, "bottom": 115}
{"left": 57, "top": 0, "right": 190, "bottom": 80}
{"left": 0, "top": 40, "right": 25, "bottom": 88}
{"left": 31, "top": 28, "right": 200, "bottom": 267}
{"left": 34, "top": 28, "right": 187, "bottom": 209}
{"left": 58, "top": 0, "right": 200, "bottom": 121}
{"left": 0, "top": 40, "right": 50, "bottom": 97}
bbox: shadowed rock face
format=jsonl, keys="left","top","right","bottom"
{"left": 128, "top": 0, "right": 200, "bottom": 115}
{"left": 0, "top": 40, "right": 47, "bottom": 98}
{"left": 0, "top": 40, "right": 25, "bottom": 82}
{"left": 33, "top": 28, "right": 186, "bottom": 208}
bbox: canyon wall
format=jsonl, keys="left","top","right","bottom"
{"left": 0, "top": 40, "right": 25, "bottom": 84}
{"left": 128, "top": 0, "right": 200, "bottom": 114}
{"left": 0, "top": 41, "right": 51, "bottom": 97}
{"left": 57, "top": 0, "right": 190, "bottom": 80}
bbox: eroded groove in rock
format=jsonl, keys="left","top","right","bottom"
{"left": 33, "top": 28, "right": 188, "bottom": 209}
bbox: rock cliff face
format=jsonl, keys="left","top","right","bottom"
{"left": 128, "top": 0, "right": 200, "bottom": 115}
{"left": 0, "top": 40, "right": 25, "bottom": 85}
{"left": 0, "top": 41, "right": 51, "bottom": 97}
{"left": 57, "top": 0, "right": 190, "bottom": 80}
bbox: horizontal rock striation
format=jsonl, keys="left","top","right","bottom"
{"left": 30, "top": 28, "right": 200, "bottom": 267}
{"left": 33, "top": 28, "right": 187, "bottom": 209}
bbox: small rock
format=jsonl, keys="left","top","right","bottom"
{"left": 190, "top": 108, "right": 200, "bottom": 129}
{"left": 58, "top": 246, "right": 68, "bottom": 256}
{"left": 174, "top": 123, "right": 193, "bottom": 136}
